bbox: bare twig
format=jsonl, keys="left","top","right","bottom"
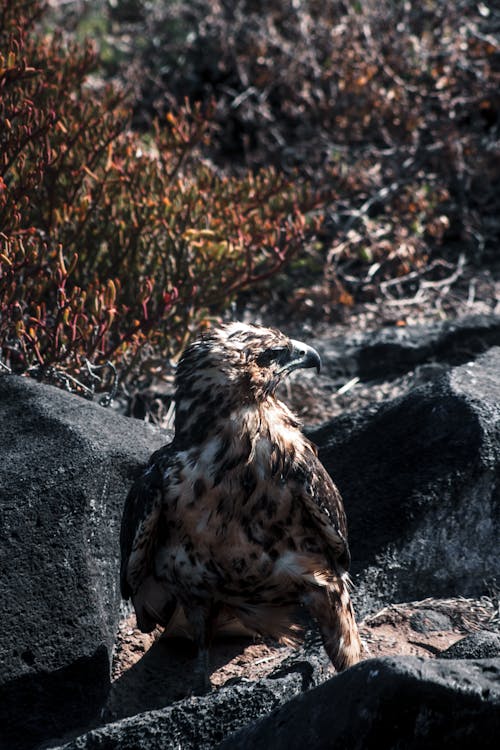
{"left": 164, "top": 399, "right": 176, "bottom": 431}
{"left": 467, "top": 279, "right": 477, "bottom": 307}
{"left": 420, "top": 254, "right": 466, "bottom": 290}
{"left": 24, "top": 360, "right": 119, "bottom": 406}
{"left": 332, "top": 180, "right": 403, "bottom": 236}
{"left": 337, "top": 376, "right": 360, "bottom": 395}
{"left": 85, "top": 359, "right": 119, "bottom": 406}
{"left": 380, "top": 255, "right": 465, "bottom": 298}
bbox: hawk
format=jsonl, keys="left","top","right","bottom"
{"left": 120, "top": 322, "right": 361, "bottom": 692}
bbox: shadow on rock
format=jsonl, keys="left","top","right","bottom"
{"left": 104, "top": 634, "right": 256, "bottom": 722}
{"left": 0, "top": 646, "right": 110, "bottom": 750}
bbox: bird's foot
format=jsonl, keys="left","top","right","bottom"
{"left": 190, "top": 644, "right": 212, "bottom": 695}
{"left": 191, "top": 673, "right": 213, "bottom": 696}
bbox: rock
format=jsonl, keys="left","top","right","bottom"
{"left": 440, "top": 632, "right": 500, "bottom": 660}
{"left": 47, "top": 642, "right": 331, "bottom": 750}
{"left": 219, "top": 657, "right": 500, "bottom": 750}
{"left": 307, "top": 347, "right": 500, "bottom": 617}
{"left": 409, "top": 610, "right": 454, "bottom": 634}
{"left": 3, "top": 334, "right": 500, "bottom": 750}
{"left": 0, "top": 375, "right": 167, "bottom": 750}
{"left": 312, "top": 313, "right": 500, "bottom": 381}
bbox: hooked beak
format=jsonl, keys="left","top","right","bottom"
{"left": 281, "top": 339, "right": 321, "bottom": 375}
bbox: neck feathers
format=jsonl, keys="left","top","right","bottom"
{"left": 174, "top": 390, "right": 303, "bottom": 459}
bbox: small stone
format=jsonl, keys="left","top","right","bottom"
{"left": 409, "top": 610, "right": 453, "bottom": 634}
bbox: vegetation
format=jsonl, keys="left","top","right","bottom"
{"left": 1, "top": 0, "right": 498, "bottom": 396}
{"left": 82, "top": 0, "right": 500, "bottom": 302}
{"left": 0, "top": 0, "right": 321, "bottom": 392}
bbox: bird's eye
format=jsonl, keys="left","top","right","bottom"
{"left": 256, "top": 347, "right": 288, "bottom": 367}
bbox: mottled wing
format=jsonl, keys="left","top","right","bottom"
{"left": 119, "top": 449, "right": 171, "bottom": 600}
{"left": 292, "top": 449, "right": 351, "bottom": 571}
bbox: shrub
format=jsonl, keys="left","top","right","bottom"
{"left": 87, "top": 0, "right": 499, "bottom": 294}
{"left": 0, "top": 0, "right": 322, "bottom": 391}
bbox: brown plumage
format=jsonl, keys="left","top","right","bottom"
{"left": 120, "top": 322, "right": 361, "bottom": 691}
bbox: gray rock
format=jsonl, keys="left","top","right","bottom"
{"left": 312, "top": 313, "right": 500, "bottom": 381}
{"left": 440, "top": 632, "right": 500, "bottom": 660}
{"left": 219, "top": 657, "right": 500, "bottom": 750}
{"left": 3, "top": 332, "right": 500, "bottom": 750}
{"left": 47, "top": 643, "right": 330, "bottom": 750}
{"left": 409, "top": 609, "right": 454, "bottom": 633}
{"left": 308, "top": 347, "right": 500, "bottom": 617}
{"left": 0, "top": 375, "right": 167, "bottom": 750}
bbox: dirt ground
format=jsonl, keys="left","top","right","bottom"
{"left": 106, "top": 595, "right": 499, "bottom": 723}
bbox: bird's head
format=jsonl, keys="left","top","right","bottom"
{"left": 174, "top": 322, "right": 321, "bottom": 443}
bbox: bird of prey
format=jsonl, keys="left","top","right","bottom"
{"left": 120, "top": 322, "right": 361, "bottom": 692}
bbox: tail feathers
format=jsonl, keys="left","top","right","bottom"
{"left": 236, "top": 604, "right": 304, "bottom": 647}
{"left": 140, "top": 601, "right": 303, "bottom": 645}
{"left": 303, "top": 579, "right": 361, "bottom": 671}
